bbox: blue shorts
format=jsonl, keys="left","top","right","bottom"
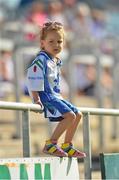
{"left": 38, "top": 92, "right": 79, "bottom": 122}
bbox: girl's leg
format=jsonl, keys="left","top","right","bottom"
{"left": 50, "top": 111, "right": 76, "bottom": 141}
{"left": 42, "top": 111, "right": 76, "bottom": 157}
{"left": 61, "top": 112, "right": 86, "bottom": 158}
{"left": 64, "top": 112, "right": 82, "bottom": 143}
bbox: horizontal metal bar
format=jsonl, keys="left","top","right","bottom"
{"left": 79, "top": 107, "right": 119, "bottom": 116}
{"left": 1, "top": 101, "right": 119, "bottom": 116}
{"left": 0, "top": 101, "right": 43, "bottom": 113}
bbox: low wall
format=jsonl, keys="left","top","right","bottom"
{"left": 0, "top": 157, "right": 79, "bottom": 180}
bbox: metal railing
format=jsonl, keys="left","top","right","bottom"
{"left": 0, "top": 101, "right": 119, "bottom": 179}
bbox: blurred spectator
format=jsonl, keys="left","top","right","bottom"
{"left": 24, "top": 1, "right": 48, "bottom": 41}
{"left": 67, "top": 3, "right": 96, "bottom": 96}
{"left": 0, "top": 50, "right": 14, "bottom": 98}
{"left": 75, "top": 64, "right": 96, "bottom": 96}
{"left": 26, "top": 1, "right": 48, "bottom": 26}
{"left": 48, "top": 1, "right": 68, "bottom": 27}
{"left": 101, "top": 67, "right": 112, "bottom": 96}
{"left": 63, "top": 0, "right": 78, "bottom": 25}
{"left": 90, "top": 8, "right": 107, "bottom": 40}
{"left": 71, "top": 2, "right": 93, "bottom": 40}
{"left": 0, "top": 50, "right": 14, "bottom": 82}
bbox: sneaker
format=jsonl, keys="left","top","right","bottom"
{"left": 61, "top": 142, "right": 86, "bottom": 158}
{"left": 43, "top": 140, "right": 67, "bottom": 157}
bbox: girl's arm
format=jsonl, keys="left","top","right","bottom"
{"left": 31, "top": 91, "right": 43, "bottom": 107}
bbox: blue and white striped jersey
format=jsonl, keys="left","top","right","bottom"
{"left": 27, "top": 51, "right": 63, "bottom": 101}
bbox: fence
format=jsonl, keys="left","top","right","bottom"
{"left": 0, "top": 101, "right": 119, "bottom": 179}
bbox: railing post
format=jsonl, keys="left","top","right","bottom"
{"left": 13, "top": 48, "right": 22, "bottom": 138}
{"left": 22, "top": 110, "right": 31, "bottom": 157}
{"left": 95, "top": 51, "right": 104, "bottom": 148}
{"left": 83, "top": 112, "right": 92, "bottom": 179}
{"left": 111, "top": 50, "right": 118, "bottom": 139}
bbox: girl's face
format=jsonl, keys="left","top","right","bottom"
{"left": 41, "top": 30, "right": 64, "bottom": 58}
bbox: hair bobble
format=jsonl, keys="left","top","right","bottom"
{"left": 43, "top": 21, "right": 63, "bottom": 28}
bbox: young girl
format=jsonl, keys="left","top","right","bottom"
{"left": 27, "top": 21, "right": 86, "bottom": 158}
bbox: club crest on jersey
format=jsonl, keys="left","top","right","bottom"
{"left": 33, "top": 65, "right": 37, "bottom": 72}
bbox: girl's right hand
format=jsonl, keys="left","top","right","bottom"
{"left": 35, "top": 99, "right": 43, "bottom": 109}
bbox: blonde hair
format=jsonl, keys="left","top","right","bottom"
{"left": 40, "top": 21, "right": 64, "bottom": 41}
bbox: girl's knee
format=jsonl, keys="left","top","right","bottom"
{"left": 63, "top": 111, "right": 76, "bottom": 121}
{"left": 76, "top": 111, "right": 82, "bottom": 122}
{"left": 68, "top": 112, "right": 76, "bottom": 126}
{"left": 69, "top": 111, "right": 76, "bottom": 120}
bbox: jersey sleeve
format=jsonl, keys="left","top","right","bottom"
{"left": 26, "top": 59, "right": 44, "bottom": 91}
